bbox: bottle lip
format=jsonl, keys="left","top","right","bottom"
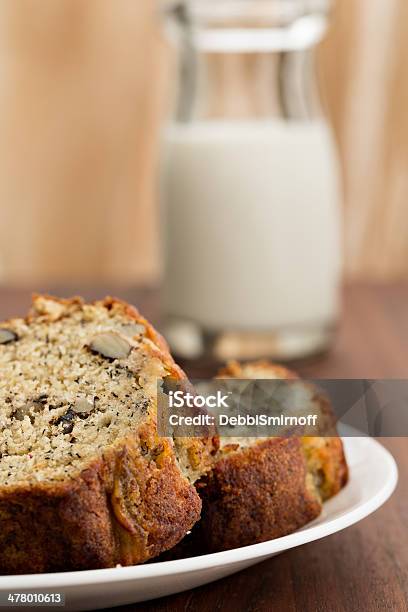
{"left": 163, "top": 0, "right": 332, "bottom": 27}
{"left": 163, "top": 0, "right": 331, "bottom": 53}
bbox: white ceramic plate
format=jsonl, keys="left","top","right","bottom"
{"left": 0, "top": 435, "right": 398, "bottom": 611}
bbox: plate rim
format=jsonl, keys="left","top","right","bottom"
{"left": 0, "top": 435, "right": 398, "bottom": 589}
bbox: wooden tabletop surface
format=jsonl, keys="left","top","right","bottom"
{"left": 1, "top": 284, "right": 407, "bottom": 612}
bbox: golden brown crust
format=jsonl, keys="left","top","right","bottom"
{"left": 195, "top": 437, "right": 322, "bottom": 552}
{"left": 217, "top": 360, "right": 298, "bottom": 380}
{"left": 0, "top": 295, "right": 210, "bottom": 574}
{"left": 0, "top": 423, "right": 201, "bottom": 573}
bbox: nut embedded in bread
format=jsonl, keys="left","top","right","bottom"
{"left": 0, "top": 295, "right": 216, "bottom": 574}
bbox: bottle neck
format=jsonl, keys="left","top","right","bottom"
{"left": 166, "top": 6, "right": 326, "bottom": 123}
{"left": 179, "top": 51, "right": 322, "bottom": 123}
{"left": 165, "top": 0, "right": 331, "bottom": 51}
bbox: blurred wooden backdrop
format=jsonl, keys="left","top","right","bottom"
{"left": 0, "top": 0, "right": 406, "bottom": 286}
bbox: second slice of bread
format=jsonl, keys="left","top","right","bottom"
{"left": 193, "top": 361, "right": 348, "bottom": 552}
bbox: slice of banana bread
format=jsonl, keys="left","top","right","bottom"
{"left": 0, "top": 295, "right": 215, "bottom": 574}
{"left": 193, "top": 361, "right": 348, "bottom": 552}
{"left": 218, "top": 361, "right": 348, "bottom": 500}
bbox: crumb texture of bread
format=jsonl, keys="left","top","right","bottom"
{"left": 0, "top": 295, "right": 213, "bottom": 574}
{"left": 302, "top": 436, "right": 348, "bottom": 500}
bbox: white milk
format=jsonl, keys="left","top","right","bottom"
{"left": 162, "top": 120, "right": 341, "bottom": 332}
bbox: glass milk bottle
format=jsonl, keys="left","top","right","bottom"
{"left": 161, "top": 0, "right": 342, "bottom": 362}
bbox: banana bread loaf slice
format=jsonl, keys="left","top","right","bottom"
{"left": 218, "top": 361, "right": 348, "bottom": 500}
{"left": 193, "top": 361, "right": 348, "bottom": 552}
{"left": 0, "top": 295, "right": 215, "bottom": 574}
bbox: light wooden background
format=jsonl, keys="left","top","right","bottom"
{"left": 0, "top": 0, "right": 406, "bottom": 286}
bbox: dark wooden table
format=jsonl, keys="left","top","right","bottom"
{"left": 1, "top": 284, "right": 407, "bottom": 612}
